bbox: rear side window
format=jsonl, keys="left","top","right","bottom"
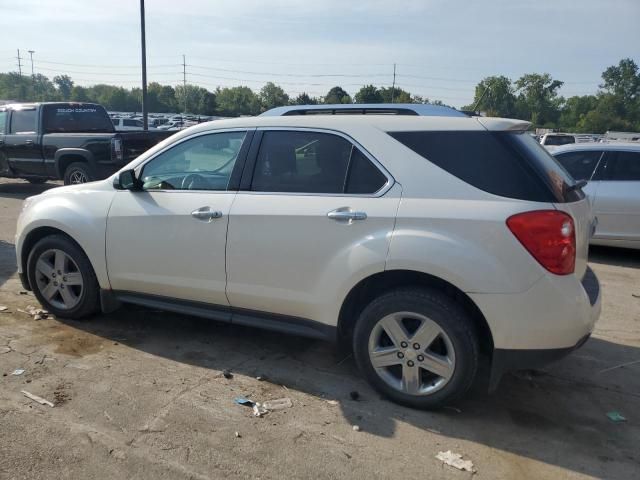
{"left": 389, "top": 130, "right": 579, "bottom": 203}
{"left": 0, "top": 110, "right": 6, "bottom": 133}
{"left": 10, "top": 109, "right": 37, "bottom": 134}
{"left": 554, "top": 150, "right": 603, "bottom": 181}
{"left": 544, "top": 135, "right": 575, "bottom": 146}
{"left": 608, "top": 151, "right": 640, "bottom": 181}
{"left": 42, "top": 105, "right": 114, "bottom": 133}
{"left": 251, "top": 131, "right": 386, "bottom": 194}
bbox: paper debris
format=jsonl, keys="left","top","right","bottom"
{"left": 21, "top": 390, "right": 55, "bottom": 407}
{"left": 436, "top": 450, "right": 475, "bottom": 473}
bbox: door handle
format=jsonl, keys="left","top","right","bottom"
{"left": 191, "top": 206, "right": 223, "bottom": 222}
{"left": 327, "top": 207, "right": 367, "bottom": 223}
{"left": 25, "top": 140, "right": 34, "bottom": 146}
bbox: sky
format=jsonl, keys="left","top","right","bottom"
{"left": 0, "top": 0, "right": 639, "bottom": 108}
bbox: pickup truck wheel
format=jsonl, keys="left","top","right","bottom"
{"left": 27, "top": 234, "right": 100, "bottom": 319}
{"left": 63, "top": 162, "right": 94, "bottom": 185}
{"left": 353, "top": 287, "right": 478, "bottom": 409}
{"left": 27, "top": 178, "right": 47, "bottom": 184}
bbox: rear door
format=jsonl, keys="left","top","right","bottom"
{"left": 591, "top": 150, "right": 640, "bottom": 242}
{"left": 3, "top": 107, "right": 43, "bottom": 175}
{"left": 0, "top": 109, "right": 8, "bottom": 175}
{"left": 225, "top": 128, "right": 400, "bottom": 325}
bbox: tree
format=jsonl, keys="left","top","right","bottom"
{"left": 53, "top": 75, "right": 74, "bottom": 100}
{"left": 215, "top": 86, "right": 261, "bottom": 116}
{"left": 600, "top": 58, "right": 639, "bottom": 105}
{"left": 354, "top": 85, "right": 383, "bottom": 104}
{"left": 259, "top": 82, "right": 289, "bottom": 111}
{"left": 291, "top": 92, "right": 318, "bottom": 105}
{"left": 324, "top": 86, "right": 351, "bottom": 104}
{"left": 466, "top": 76, "right": 517, "bottom": 117}
{"left": 558, "top": 95, "right": 598, "bottom": 131}
{"left": 514, "top": 73, "right": 564, "bottom": 126}
{"left": 379, "top": 86, "right": 412, "bottom": 103}
{"left": 70, "top": 85, "right": 90, "bottom": 102}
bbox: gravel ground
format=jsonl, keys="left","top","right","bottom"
{"left": 0, "top": 178, "right": 638, "bottom": 480}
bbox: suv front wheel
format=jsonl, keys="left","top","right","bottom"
{"left": 27, "top": 234, "right": 100, "bottom": 319}
{"left": 353, "top": 287, "right": 478, "bottom": 409}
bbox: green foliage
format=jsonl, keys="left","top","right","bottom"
{"left": 354, "top": 85, "right": 383, "bottom": 103}
{"left": 259, "top": 82, "right": 289, "bottom": 111}
{"left": 1, "top": 58, "right": 638, "bottom": 130}
{"left": 324, "top": 86, "right": 352, "bottom": 104}
{"left": 291, "top": 92, "right": 319, "bottom": 105}
{"left": 215, "top": 86, "right": 261, "bottom": 116}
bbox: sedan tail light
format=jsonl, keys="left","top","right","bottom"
{"left": 506, "top": 210, "right": 576, "bottom": 275}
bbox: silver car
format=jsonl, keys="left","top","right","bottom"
{"left": 553, "top": 143, "right": 640, "bottom": 249}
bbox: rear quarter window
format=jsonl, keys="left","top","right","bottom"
{"left": 389, "top": 130, "right": 581, "bottom": 203}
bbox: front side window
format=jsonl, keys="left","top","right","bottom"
{"left": 0, "top": 110, "right": 7, "bottom": 133}
{"left": 141, "top": 131, "right": 246, "bottom": 191}
{"left": 10, "top": 109, "right": 37, "bottom": 134}
{"left": 554, "top": 150, "right": 603, "bottom": 181}
{"left": 251, "top": 130, "right": 386, "bottom": 194}
{"left": 608, "top": 151, "right": 640, "bottom": 181}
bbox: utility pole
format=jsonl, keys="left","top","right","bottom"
{"left": 139, "top": 0, "right": 149, "bottom": 130}
{"left": 182, "top": 54, "right": 187, "bottom": 114}
{"left": 28, "top": 50, "right": 35, "bottom": 77}
{"left": 28, "top": 50, "right": 36, "bottom": 101}
{"left": 16, "top": 49, "right": 23, "bottom": 76}
{"left": 391, "top": 63, "right": 396, "bottom": 104}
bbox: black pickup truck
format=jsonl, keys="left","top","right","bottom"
{"left": 0, "top": 102, "right": 173, "bottom": 185}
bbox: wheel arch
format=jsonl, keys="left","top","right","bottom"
{"left": 337, "top": 269, "right": 494, "bottom": 355}
{"left": 54, "top": 149, "right": 93, "bottom": 178}
{"left": 20, "top": 226, "right": 89, "bottom": 289}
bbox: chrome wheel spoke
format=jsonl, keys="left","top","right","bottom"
{"left": 36, "top": 259, "right": 54, "bottom": 279}
{"left": 411, "top": 319, "right": 440, "bottom": 350}
{"left": 401, "top": 363, "right": 421, "bottom": 394}
{"left": 64, "top": 272, "right": 83, "bottom": 286}
{"left": 59, "top": 286, "right": 77, "bottom": 308}
{"left": 379, "top": 315, "right": 409, "bottom": 348}
{"left": 420, "top": 352, "right": 454, "bottom": 380}
{"left": 54, "top": 250, "right": 66, "bottom": 274}
{"left": 370, "top": 347, "right": 403, "bottom": 368}
{"left": 41, "top": 282, "right": 58, "bottom": 301}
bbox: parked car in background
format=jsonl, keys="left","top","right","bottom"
{"left": 112, "top": 118, "right": 145, "bottom": 131}
{"left": 553, "top": 142, "right": 640, "bottom": 249}
{"left": 16, "top": 114, "right": 600, "bottom": 408}
{"left": 0, "top": 102, "right": 173, "bottom": 184}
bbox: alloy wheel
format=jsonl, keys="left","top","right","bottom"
{"left": 34, "top": 249, "right": 84, "bottom": 310}
{"left": 368, "top": 311, "right": 456, "bottom": 396}
{"left": 69, "top": 170, "right": 88, "bottom": 184}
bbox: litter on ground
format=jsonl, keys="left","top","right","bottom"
{"left": 21, "top": 390, "right": 55, "bottom": 407}
{"left": 606, "top": 411, "right": 627, "bottom": 423}
{"left": 436, "top": 450, "right": 475, "bottom": 473}
{"left": 11, "top": 369, "right": 25, "bottom": 376}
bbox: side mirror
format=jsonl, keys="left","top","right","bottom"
{"left": 114, "top": 169, "right": 142, "bottom": 191}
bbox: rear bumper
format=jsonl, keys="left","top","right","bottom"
{"left": 477, "top": 266, "right": 601, "bottom": 390}
{"left": 489, "top": 334, "right": 591, "bottom": 390}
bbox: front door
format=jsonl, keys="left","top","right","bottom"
{"left": 226, "top": 129, "right": 400, "bottom": 325}
{"left": 592, "top": 150, "right": 640, "bottom": 242}
{"left": 106, "top": 129, "right": 251, "bottom": 305}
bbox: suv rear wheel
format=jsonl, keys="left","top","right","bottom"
{"left": 353, "top": 287, "right": 478, "bottom": 409}
{"left": 27, "top": 235, "right": 99, "bottom": 319}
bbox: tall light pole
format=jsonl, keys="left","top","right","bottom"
{"left": 140, "top": 0, "right": 149, "bottom": 130}
{"left": 28, "top": 50, "right": 36, "bottom": 100}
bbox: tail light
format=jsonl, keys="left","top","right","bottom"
{"left": 507, "top": 210, "right": 576, "bottom": 275}
{"left": 111, "top": 137, "right": 123, "bottom": 163}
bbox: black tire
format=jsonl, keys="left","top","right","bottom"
{"left": 63, "top": 162, "right": 94, "bottom": 185}
{"left": 26, "top": 177, "right": 47, "bottom": 184}
{"left": 27, "top": 234, "right": 100, "bottom": 319}
{"left": 353, "top": 287, "right": 478, "bottom": 409}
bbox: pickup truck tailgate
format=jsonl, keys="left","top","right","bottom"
{"left": 119, "top": 131, "right": 174, "bottom": 161}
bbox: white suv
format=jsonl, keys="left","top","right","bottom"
{"left": 15, "top": 115, "right": 601, "bottom": 408}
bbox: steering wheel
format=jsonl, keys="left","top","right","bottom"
{"left": 181, "top": 173, "right": 207, "bottom": 190}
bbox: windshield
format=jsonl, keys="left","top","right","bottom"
{"left": 42, "top": 104, "right": 115, "bottom": 133}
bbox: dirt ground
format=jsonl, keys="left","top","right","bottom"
{"left": 0, "top": 178, "right": 638, "bottom": 480}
